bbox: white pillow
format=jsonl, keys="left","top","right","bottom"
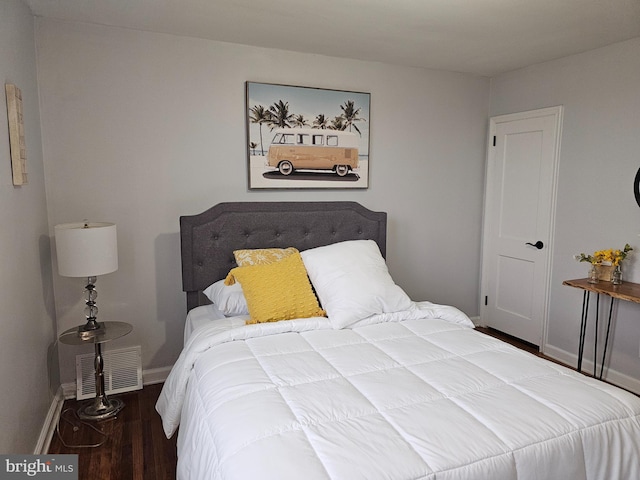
{"left": 301, "top": 239, "right": 412, "bottom": 328}
{"left": 202, "top": 279, "right": 249, "bottom": 316}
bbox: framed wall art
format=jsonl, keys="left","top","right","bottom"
{"left": 246, "top": 82, "right": 370, "bottom": 189}
{"left": 5, "top": 84, "right": 27, "bottom": 186}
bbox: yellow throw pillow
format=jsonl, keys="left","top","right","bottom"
{"left": 225, "top": 252, "right": 325, "bottom": 324}
{"left": 233, "top": 247, "right": 298, "bottom": 267}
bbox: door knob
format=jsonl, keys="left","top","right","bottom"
{"left": 525, "top": 240, "right": 544, "bottom": 249}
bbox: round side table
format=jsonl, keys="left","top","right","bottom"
{"left": 59, "top": 321, "right": 133, "bottom": 421}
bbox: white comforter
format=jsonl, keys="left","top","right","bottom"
{"left": 156, "top": 302, "right": 640, "bottom": 480}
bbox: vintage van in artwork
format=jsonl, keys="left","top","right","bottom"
{"left": 267, "top": 128, "right": 359, "bottom": 176}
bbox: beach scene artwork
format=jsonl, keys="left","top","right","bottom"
{"left": 246, "top": 82, "right": 370, "bottom": 189}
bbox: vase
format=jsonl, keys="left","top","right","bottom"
{"left": 595, "top": 264, "right": 614, "bottom": 281}
{"left": 588, "top": 264, "right": 599, "bottom": 284}
{"left": 612, "top": 265, "right": 622, "bottom": 285}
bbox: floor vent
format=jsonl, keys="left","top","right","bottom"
{"left": 76, "top": 346, "right": 143, "bottom": 400}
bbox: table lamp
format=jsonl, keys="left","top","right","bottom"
{"left": 55, "top": 222, "right": 118, "bottom": 339}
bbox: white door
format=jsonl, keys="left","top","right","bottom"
{"left": 480, "top": 106, "right": 563, "bottom": 347}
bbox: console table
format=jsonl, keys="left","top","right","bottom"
{"left": 563, "top": 278, "right": 640, "bottom": 379}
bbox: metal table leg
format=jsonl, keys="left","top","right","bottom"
{"left": 577, "top": 291, "right": 616, "bottom": 380}
{"left": 593, "top": 294, "right": 600, "bottom": 378}
{"left": 577, "top": 290, "right": 589, "bottom": 372}
{"left": 77, "top": 342, "right": 125, "bottom": 421}
{"left": 599, "top": 297, "right": 616, "bottom": 380}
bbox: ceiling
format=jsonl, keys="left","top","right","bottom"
{"left": 24, "top": 0, "right": 640, "bottom": 76}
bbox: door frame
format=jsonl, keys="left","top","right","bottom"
{"left": 480, "top": 106, "right": 563, "bottom": 353}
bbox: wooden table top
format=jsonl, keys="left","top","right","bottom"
{"left": 563, "top": 278, "right": 640, "bottom": 304}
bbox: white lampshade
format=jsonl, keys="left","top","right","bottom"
{"left": 55, "top": 222, "right": 118, "bottom": 277}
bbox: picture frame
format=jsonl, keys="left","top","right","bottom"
{"left": 246, "top": 82, "right": 370, "bottom": 189}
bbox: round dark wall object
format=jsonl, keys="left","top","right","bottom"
{"left": 634, "top": 168, "right": 640, "bottom": 208}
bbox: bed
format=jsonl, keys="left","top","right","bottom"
{"left": 157, "top": 201, "right": 640, "bottom": 480}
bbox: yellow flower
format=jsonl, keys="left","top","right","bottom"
{"left": 575, "top": 244, "right": 633, "bottom": 266}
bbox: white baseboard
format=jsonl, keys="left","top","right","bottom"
{"left": 34, "top": 386, "right": 65, "bottom": 454}
{"left": 543, "top": 344, "right": 640, "bottom": 395}
{"left": 61, "top": 382, "right": 76, "bottom": 400}
{"left": 143, "top": 366, "right": 172, "bottom": 386}
{"left": 40, "top": 365, "right": 174, "bottom": 454}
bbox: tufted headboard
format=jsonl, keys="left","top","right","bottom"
{"left": 180, "top": 201, "right": 387, "bottom": 312}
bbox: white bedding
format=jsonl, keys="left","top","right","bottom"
{"left": 183, "top": 304, "right": 249, "bottom": 345}
{"left": 157, "top": 302, "right": 640, "bottom": 480}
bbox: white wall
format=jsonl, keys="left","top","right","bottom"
{"left": 35, "top": 19, "right": 490, "bottom": 384}
{"left": 490, "top": 38, "right": 640, "bottom": 389}
{"left": 0, "top": 0, "right": 57, "bottom": 453}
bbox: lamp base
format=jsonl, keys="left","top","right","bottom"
{"left": 77, "top": 396, "right": 124, "bottom": 421}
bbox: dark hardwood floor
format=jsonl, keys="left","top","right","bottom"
{"left": 475, "top": 326, "right": 572, "bottom": 367}
{"left": 475, "top": 326, "right": 541, "bottom": 355}
{"left": 48, "top": 382, "right": 176, "bottom": 480}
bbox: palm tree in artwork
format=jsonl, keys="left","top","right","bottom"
{"left": 340, "top": 100, "right": 365, "bottom": 135}
{"left": 328, "top": 115, "right": 346, "bottom": 131}
{"left": 268, "top": 100, "right": 295, "bottom": 129}
{"left": 249, "top": 104, "right": 271, "bottom": 155}
{"left": 313, "top": 114, "right": 328, "bottom": 129}
{"left": 292, "top": 114, "right": 309, "bottom": 128}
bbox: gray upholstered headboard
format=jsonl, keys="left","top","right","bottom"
{"left": 180, "top": 201, "right": 387, "bottom": 312}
